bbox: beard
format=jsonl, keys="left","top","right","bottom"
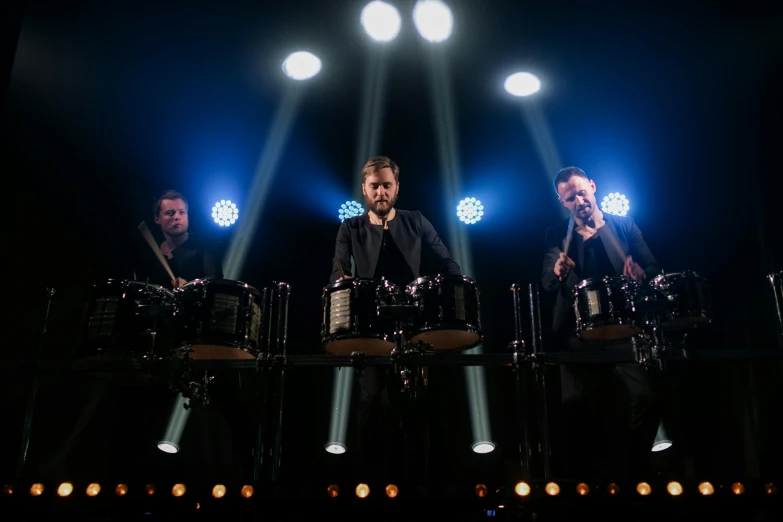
{"left": 365, "top": 192, "right": 398, "bottom": 217}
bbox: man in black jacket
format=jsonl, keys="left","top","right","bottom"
{"left": 330, "top": 156, "right": 461, "bottom": 482}
{"left": 541, "top": 166, "right": 661, "bottom": 481}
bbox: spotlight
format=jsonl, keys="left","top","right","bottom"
{"left": 666, "top": 481, "right": 683, "bottom": 496}
{"left": 514, "top": 482, "right": 530, "bottom": 497}
{"left": 145, "top": 484, "right": 156, "bottom": 496}
{"left": 731, "top": 482, "right": 745, "bottom": 495}
{"left": 212, "top": 200, "right": 238, "bottom": 227}
{"left": 158, "top": 393, "right": 190, "bottom": 454}
{"left": 360, "top": 1, "right": 402, "bottom": 42}
{"left": 601, "top": 192, "right": 630, "bottom": 217}
{"left": 504, "top": 72, "right": 541, "bottom": 97}
{"left": 326, "top": 484, "right": 340, "bottom": 498}
{"left": 385, "top": 484, "right": 399, "bottom": 498}
{"left": 86, "top": 483, "right": 101, "bottom": 497}
{"left": 412, "top": 0, "right": 454, "bottom": 43}
{"left": 57, "top": 483, "right": 73, "bottom": 497}
{"left": 636, "top": 482, "right": 652, "bottom": 496}
{"left": 282, "top": 51, "right": 322, "bottom": 81}
{"left": 355, "top": 483, "right": 370, "bottom": 498}
{"left": 765, "top": 482, "right": 777, "bottom": 494}
{"left": 30, "top": 483, "right": 44, "bottom": 496}
{"left": 171, "top": 484, "right": 186, "bottom": 497}
{"left": 457, "top": 197, "right": 484, "bottom": 224}
{"left": 545, "top": 482, "right": 560, "bottom": 496}
{"left": 212, "top": 485, "right": 226, "bottom": 499}
{"left": 475, "top": 484, "right": 488, "bottom": 497}
{"left": 339, "top": 200, "right": 364, "bottom": 222}
{"left": 697, "top": 482, "right": 714, "bottom": 496}
{"left": 2, "top": 485, "right": 12, "bottom": 496}
{"left": 576, "top": 483, "right": 590, "bottom": 496}
{"left": 607, "top": 483, "right": 620, "bottom": 495}
{"left": 114, "top": 484, "right": 128, "bottom": 497}
{"left": 241, "top": 485, "right": 254, "bottom": 498}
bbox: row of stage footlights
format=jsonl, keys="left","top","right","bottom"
{"left": 2, "top": 481, "right": 778, "bottom": 500}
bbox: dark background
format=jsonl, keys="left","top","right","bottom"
{"left": 4, "top": 0, "right": 782, "bottom": 490}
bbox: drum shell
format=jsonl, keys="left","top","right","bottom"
{"left": 405, "top": 274, "right": 482, "bottom": 352}
{"left": 573, "top": 276, "right": 642, "bottom": 342}
{"left": 648, "top": 271, "right": 712, "bottom": 331}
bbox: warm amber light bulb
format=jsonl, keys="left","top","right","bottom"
{"left": 241, "top": 485, "right": 254, "bottom": 498}
{"left": 385, "top": 484, "right": 399, "bottom": 498}
{"left": 731, "top": 482, "right": 744, "bottom": 495}
{"left": 697, "top": 482, "right": 714, "bottom": 496}
{"left": 636, "top": 482, "right": 652, "bottom": 496}
{"left": 30, "top": 483, "right": 44, "bottom": 496}
{"left": 764, "top": 482, "right": 777, "bottom": 495}
{"left": 576, "top": 483, "right": 590, "bottom": 496}
{"left": 145, "top": 484, "right": 156, "bottom": 496}
{"left": 3, "top": 484, "right": 12, "bottom": 496}
{"left": 607, "top": 483, "right": 620, "bottom": 495}
{"left": 57, "top": 483, "right": 73, "bottom": 497}
{"left": 211, "top": 485, "right": 226, "bottom": 498}
{"left": 171, "top": 484, "right": 186, "bottom": 497}
{"left": 545, "top": 482, "right": 560, "bottom": 496}
{"left": 666, "top": 481, "right": 683, "bottom": 496}
{"left": 514, "top": 482, "right": 530, "bottom": 497}
{"left": 326, "top": 484, "right": 339, "bottom": 498}
{"left": 355, "top": 483, "right": 370, "bottom": 498}
{"left": 115, "top": 484, "right": 128, "bottom": 496}
{"left": 475, "top": 484, "right": 488, "bottom": 497}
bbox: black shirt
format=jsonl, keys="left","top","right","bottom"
{"left": 582, "top": 234, "right": 616, "bottom": 281}
{"left": 134, "top": 234, "right": 224, "bottom": 288}
{"left": 373, "top": 227, "right": 415, "bottom": 289}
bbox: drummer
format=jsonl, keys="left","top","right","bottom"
{"left": 134, "top": 189, "right": 223, "bottom": 288}
{"left": 330, "top": 155, "right": 461, "bottom": 482}
{"left": 541, "top": 166, "right": 661, "bottom": 481}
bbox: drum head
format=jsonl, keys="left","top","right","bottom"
{"left": 411, "top": 329, "right": 481, "bottom": 352}
{"left": 181, "top": 344, "right": 257, "bottom": 360}
{"left": 323, "top": 338, "right": 394, "bottom": 355}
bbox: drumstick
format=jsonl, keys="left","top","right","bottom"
{"left": 558, "top": 214, "right": 575, "bottom": 282}
{"left": 334, "top": 257, "right": 346, "bottom": 279}
{"left": 137, "top": 221, "right": 177, "bottom": 282}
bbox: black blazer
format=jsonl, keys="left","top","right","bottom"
{"left": 330, "top": 209, "right": 461, "bottom": 283}
{"left": 541, "top": 214, "right": 661, "bottom": 332}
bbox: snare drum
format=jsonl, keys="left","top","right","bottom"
{"left": 174, "top": 279, "right": 264, "bottom": 360}
{"left": 574, "top": 276, "right": 642, "bottom": 342}
{"left": 405, "top": 274, "right": 482, "bottom": 352}
{"left": 321, "top": 278, "right": 401, "bottom": 355}
{"left": 81, "top": 279, "right": 175, "bottom": 358}
{"left": 648, "top": 271, "right": 712, "bottom": 331}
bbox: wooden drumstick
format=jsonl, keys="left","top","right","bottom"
{"left": 137, "top": 221, "right": 177, "bottom": 282}
{"left": 334, "top": 257, "right": 347, "bottom": 279}
{"left": 558, "top": 214, "right": 575, "bottom": 282}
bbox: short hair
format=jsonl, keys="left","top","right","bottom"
{"left": 153, "top": 189, "right": 188, "bottom": 217}
{"left": 553, "top": 166, "right": 588, "bottom": 195}
{"left": 361, "top": 156, "right": 399, "bottom": 182}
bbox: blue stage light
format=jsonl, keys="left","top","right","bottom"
{"left": 212, "top": 200, "right": 238, "bottom": 226}
{"left": 600, "top": 192, "right": 630, "bottom": 216}
{"left": 457, "top": 197, "right": 484, "bottom": 224}
{"left": 339, "top": 200, "right": 365, "bottom": 222}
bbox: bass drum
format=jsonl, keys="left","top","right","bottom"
{"left": 321, "top": 278, "right": 401, "bottom": 355}
{"left": 405, "top": 274, "right": 482, "bottom": 352}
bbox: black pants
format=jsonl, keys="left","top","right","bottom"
{"left": 356, "top": 367, "right": 429, "bottom": 483}
{"left": 558, "top": 336, "right": 660, "bottom": 481}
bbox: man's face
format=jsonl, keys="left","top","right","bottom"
{"left": 362, "top": 167, "right": 399, "bottom": 217}
{"left": 155, "top": 198, "right": 189, "bottom": 237}
{"left": 557, "top": 176, "right": 598, "bottom": 221}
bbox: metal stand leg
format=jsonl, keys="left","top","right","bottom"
{"left": 16, "top": 288, "right": 55, "bottom": 479}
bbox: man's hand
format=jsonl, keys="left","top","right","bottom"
{"left": 338, "top": 275, "right": 352, "bottom": 281}
{"left": 172, "top": 277, "right": 188, "bottom": 288}
{"left": 554, "top": 252, "right": 576, "bottom": 278}
{"left": 623, "top": 256, "right": 646, "bottom": 282}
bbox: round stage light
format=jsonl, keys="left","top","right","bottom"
{"left": 601, "top": 192, "right": 630, "bottom": 217}
{"left": 355, "top": 483, "right": 370, "bottom": 498}
{"left": 607, "top": 483, "right": 620, "bottom": 495}
{"left": 413, "top": 0, "right": 454, "bottom": 43}
{"left": 731, "top": 482, "right": 745, "bottom": 495}
{"left": 325, "top": 442, "right": 347, "bottom": 454}
{"left": 475, "top": 484, "right": 488, "bottom": 497}
{"left": 171, "top": 484, "right": 186, "bottom": 497}
{"left": 339, "top": 200, "right": 364, "bottom": 222}
{"left": 57, "top": 483, "right": 73, "bottom": 497}
{"left": 212, "top": 485, "right": 226, "bottom": 499}
{"left": 471, "top": 440, "right": 495, "bottom": 453}
{"left": 145, "top": 484, "right": 156, "bottom": 496}
{"left": 545, "top": 482, "right": 560, "bottom": 496}
{"left": 361, "top": 1, "right": 402, "bottom": 42}
{"left": 385, "top": 484, "right": 399, "bottom": 498}
{"left": 212, "top": 200, "right": 238, "bottom": 227}
{"left": 157, "top": 441, "right": 179, "bottom": 454}
{"left": 283, "top": 51, "right": 322, "bottom": 80}
{"left": 666, "top": 481, "right": 683, "bottom": 496}
{"left": 636, "top": 482, "right": 652, "bottom": 496}
{"left": 241, "top": 485, "right": 254, "bottom": 498}
{"left": 504, "top": 72, "right": 541, "bottom": 97}
{"left": 114, "top": 484, "right": 128, "bottom": 497}
{"left": 514, "top": 482, "right": 530, "bottom": 496}
{"left": 457, "top": 197, "right": 484, "bottom": 224}
{"left": 86, "top": 483, "right": 101, "bottom": 497}
{"left": 30, "top": 483, "right": 44, "bottom": 496}
{"left": 576, "top": 483, "right": 590, "bottom": 495}
{"left": 698, "top": 482, "right": 714, "bottom": 496}
{"left": 326, "top": 484, "right": 339, "bottom": 498}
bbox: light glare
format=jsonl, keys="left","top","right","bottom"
{"left": 212, "top": 200, "right": 238, "bottom": 227}
{"left": 361, "top": 1, "right": 402, "bottom": 42}
{"left": 413, "top": 0, "right": 454, "bottom": 43}
{"left": 601, "top": 192, "right": 630, "bottom": 217}
{"left": 504, "top": 72, "right": 541, "bottom": 97}
{"left": 338, "top": 201, "right": 364, "bottom": 222}
{"left": 457, "top": 197, "right": 484, "bottom": 224}
{"left": 282, "top": 51, "right": 322, "bottom": 80}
